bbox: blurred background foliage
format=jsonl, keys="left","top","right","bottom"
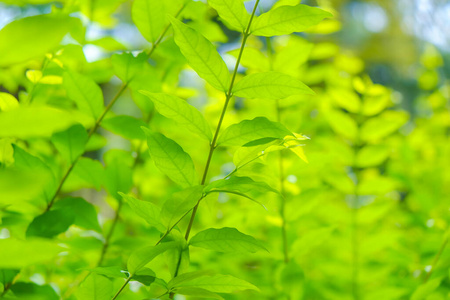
{"left": 0, "top": 0, "right": 449, "bottom": 300}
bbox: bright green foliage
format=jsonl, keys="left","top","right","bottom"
{"left": 0, "top": 14, "right": 76, "bottom": 66}
{"left": 0, "top": 1, "right": 448, "bottom": 300}
{"left": 51, "top": 124, "right": 88, "bottom": 163}
{"left": 128, "top": 241, "right": 179, "bottom": 274}
{"left": 217, "top": 117, "right": 293, "bottom": 146}
{"left": 140, "top": 92, "right": 212, "bottom": 140}
{"left": 63, "top": 71, "right": 105, "bottom": 120}
{"left": 233, "top": 71, "right": 314, "bottom": 99}
{"left": 251, "top": 4, "right": 333, "bottom": 36}
{"left": 189, "top": 227, "right": 267, "bottom": 253}
{"left": 171, "top": 18, "right": 230, "bottom": 91}
{"left": 143, "top": 127, "right": 199, "bottom": 188}
{"left": 207, "top": 0, "right": 250, "bottom": 31}
{"left": 169, "top": 274, "right": 258, "bottom": 293}
{"left": 132, "top": 0, "right": 166, "bottom": 43}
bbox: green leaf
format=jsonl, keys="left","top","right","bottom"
{"left": 63, "top": 71, "right": 104, "bottom": 120}
{"left": 127, "top": 241, "right": 179, "bottom": 274}
{"left": 0, "top": 106, "right": 92, "bottom": 139}
{"left": 0, "top": 14, "right": 75, "bottom": 66}
{"left": 290, "top": 227, "right": 335, "bottom": 257}
{"left": 53, "top": 197, "right": 101, "bottom": 232}
{"left": 360, "top": 111, "right": 409, "bottom": 141}
{"left": 324, "top": 109, "right": 358, "bottom": 140}
{"left": 169, "top": 274, "right": 258, "bottom": 293}
{"left": 140, "top": 92, "right": 212, "bottom": 141}
{"left": 0, "top": 238, "right": 61, "bottom": 268}
{"left": 143, "top": 127, "right": 199, "bottom": 188}
{"left": 411, "top": 278, "right": 442, "bottom": 300}
{"left": 0, "top": 93, "right": 19, "bottom": 112}
{"left": 175, "top": 287, "right": 224, "bottom": 299}
{"left": 69, "top": 157, "right": 104, "bottom": 190}
{"left": 111, "top": 52, "right": 148, "bottom": 83}
{"left": 26, "top": 209, "right": 75, "bottom": 238}
{"left": 160, "top": 186, "right": 204, "bottom": 229}
{"left": 355, "top": 145, "right": 390, "bottom": 168}
{"left": 75, "top": 274, "right": 112, "bottom": 300}
{"left": 131, "top": 268, "right": 156, "bottom": 286}
{"left": 205, "top": 176, "right": 278, "bottom": 197}
{"left": 10, "top": 282, "right": 59, "bottom": 300}
{"left": 328, "top": 88, "right": 361, "bottom": 113}
{"left": 104, "top": 150, "right": 133, "bottom": 199}
{"left": 171, "top": 17, "right": 230, "bottom": 91}
{"left": 217, "top": 117, "right": 292, "bottom": 146}
{"left": 251, "top": 4, "right": 332, "bottom": 37}
{"left": 207, "top": 0, "right": 250, "bottom": 31}
{"left": 189, "top": 227, "right": 267, "bottom": 253}
{"left": 51, "top": 124, "right": 88, "bottom": 163}
{"left": 132, "top": 0, "right": 165, "bottom": 43}
{"left": 233, "top": 72, "right": 314, "bottom": 99}
{"left": 101, "top": 115, "right": 147, "bottom": 140}
{"left": 119, "top": 192, "right": 165, "bottom": 232}
{"left": 89, "top": 266, "right": 126, "bottom": 279}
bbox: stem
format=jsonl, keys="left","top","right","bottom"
{"left": 423, "top": 232, "right": 449, "bottom": 283}
{"left": 169, "top": 2, "right": 260, "bottom": 298}
{"left": 146, "top": 3, "right": 187, "bottom": 58}
{"left": 111, "top": 277, "right": 131, "bottom": 300}
{"left": 97, "top": 199, "right": 123, "bottom": 266}
{"left": 276, "top": 100, "right": 289, "bottom": 264}
{"left": 45, "top": 83, "right": 128, "bottom": 211}
{"left": 351, "top": 133, "right": 361, "bottom": 300}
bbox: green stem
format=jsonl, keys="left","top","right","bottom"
{"left": 97, "top": 199, "right": 123, "bottom": 266}
{"left": 276, "top": 100, "right": 289, "bottom": 264}
{"left": 45, "top": 83, "right": 128, "bottom": 212}
{"left": 169, "top": 2, "right": 260, "bottom": 299}
{"left": 423, "top": 231, "right": 449, "bottom": 283}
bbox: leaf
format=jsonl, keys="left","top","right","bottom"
{"left": 111, "top": 52, "right": 148, "bottom": 83}
{"left": 143, "top": 127, "right": 199, "bottom": 188}
{"left": 169, "top": 274, "right": 258, "bottom": 293}
{"left": 233, "top": 72, "right": 314, "bottom": 99}
{"left": 127, "top": 241, "right": 179, "bottom": 274}
{"left": 104, "top": 150, "right": 133, "bottom": 199}
{"left": 63, "top": 71, "right": 104, "bottom": 120}
{"left": 10, "top": 282, "right": 59, "bottom": 300}
{"left": 0, "top": 106, "right": 92, "bottom": 139}
{"left": 251, "top": 4, "right": 333, "bottom": 37}
{"left": 140, "top": 92, "right": 212, "bottom": 141}
{"left": 0, "top": 93, "right": 19, "bottom": 112}
{"left": 26, "top": 209, "right": 75, "bottom": 238}
{"left": 217, "top": 117, "right": 292, "bottom": 146}
{"left": 324, "top": 109, "right": 358, "bottom": 140}
{"left": 290, "top": 227, "right": 335, "bottom": 257}
{"left": 69, "top": 157, "right": 105, "bottom": 190}
{"left": 205, "top": 176, "right": 278, "bottom": 199}
{"left": 0, "top": 238, "right": 61, "bottom": 268}
{"left": 101, "top": 115, "right": 147, "bottom": 140}
{"left": 89, "top": 266, "right": 126, "bottom": 279}
{"left": 0, "top": 14, "right": 75, "bottom": 66}
{"left": 53, "top": 197, "right": 101, "bottom": 232}
{"left": 207, "top": 0, "right": 250, "bottom": 31}
{"left": 328, "top": 88, "right": 360, "bottom": 113}
{"left": 119, "top": 192, "right": 165, "bottom": 232}
{"left": 171, "top": 17, "right": 230, "bottom": 91}
{"left": 360, "top": 111, "right": 408, "bottom": 141}
{"left": 355, "top": 145, "right": 390, "bottom": 168}
{"left": 132, "top": 0, "right": 165, "bottom": 43}
{"left": 160, "top": 186, "right": 204, "bottom": 229}
{"left": 51, "top": 124, "right": 88, "bottom": 163}
{"left": 411, "top": 278, "right": 442, "bottom": 300}
{"left": 189, "top": 227, "right": 267, "bottom": 253}
{"left": 131, "top": 268, "right": 156, "bottom": 286}
{"left": 175, "top": 287, "right": 224, "bottom": 299}
{"left": 75, "top": 274, "right": 113, "bottom": 300}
